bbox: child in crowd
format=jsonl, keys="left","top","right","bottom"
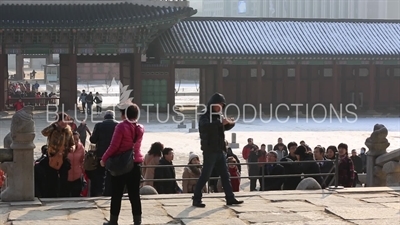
{"left": 227, "top": 156, "right": 241, "bottom": 192}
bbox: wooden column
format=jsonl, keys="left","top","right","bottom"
{"left": 59, "top": 54, "right": 77, "bottom": 110}
{"left": 168, "top": 60, "right": 175, "bottom": 109}
{"left": 0, "top": 54, "right": 8, "bottom": 111}
{"left": 199, "top": 67, "right": 206, "bottom": 104}
{"left": 295, "top": 63, "right": 301, "bottom": 104}
{"left": 15, "top": 54, "right": 24, "bottom": 80}
{"left": 256, "top": 62, "right": 263, "bottom": 105}
{"left": 216, "top": 61, "right": 223, "bottom": 93}
{"left": 133, "top": 53, "right": 142, "bottom": 107}
{"left": 369, "top": 62, "right": 376, "bottom": 111}
{"left": 332, "top": 61, "right": 339, "bottom": 109}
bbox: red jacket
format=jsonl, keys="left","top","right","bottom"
{"left": 229, "top": 167, "right": 240, "bottom": 192}
{"left": 14, "top": 102, "right": 24, "bottom": 111}
{"left": 242, "top": 144, "right": 258, "bottom": 160}
{"left": 102, "top": 120, "right": 144, "bottom": 163}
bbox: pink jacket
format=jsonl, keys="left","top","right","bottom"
{"left": 67, "top": 142, "right": 84, "bottom": 182}
{"left": 102, "top": 120, "right": 144, "bottom": 163}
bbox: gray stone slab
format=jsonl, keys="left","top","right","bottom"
{"left": 9, "top": 198, "right": 42, "bottom": 206}
{"left": 350, "top": 219, "right": 400, "bottom": 225}
{"left": 325, "top": 207, "right": 400, "bottom": 220}
{"left": 103, "top": 205, "right": 167, "bottom": 218}
{"left": 255, "top": 220, "right": 352, "bottom": 225}
{"left": 361, "top": 197, "right": 400, "bottom": 203}
{"left": 306, "top": 195, "right": 370, "bottom": 207}
{"left": 239, "top": 212, "right": 310, "bottom": 223}
{"left": 269, "top": 201, "right": 324, "bottom": 212}
{"left": 163, "top": 205, "right": 234, "bottom": 219}
{"left": 376, "top": 149, "right": 400, "bottom": 166}
{"left": 68, "top": 209, "right": 106, "bottom": 221}
{"left": 9, "top": 209, "right": 69, "bottom": 221}
{"left": 228, "top": 203, "right": 287, "bottom": 213}
{"left": 389, "top": 191, "right": 400, "bottom": 196}
{"left": 261, "top": 193, "right": 329, "bottom": 202}
{"left": 11, "top": 221, "right": 101, "bottom": 225}
{"left": 335, "top": 186, "right": 400, "bottom": 193}
{"left": 338, "top": 193, "right": 397, "bottom": 199}
{"left": 0, "top": 207, "right": 9, "bottom": 224}
{"left": 380, "top": 202, "right": 400, "bottom": 210}
{"left": 44, "top": 201, "right": 97, "bottom": 210}
{"left": 182, "top": 218, "right": 246, "bottom": 225}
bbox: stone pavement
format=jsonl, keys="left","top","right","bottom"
{"left": 0, "top": 187, "right": 399, "bottom": 225}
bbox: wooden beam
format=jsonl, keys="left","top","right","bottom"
{"left": 0, "top": 148, "right": 13, "bottom": 162}
{"left": 0, "top": 54, "right": 8, "bottom": 111}
{"left": 369, "top": 62, "right": 376, "bottom": 111}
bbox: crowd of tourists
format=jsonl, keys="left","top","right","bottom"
{"left": 11, "top": 91, "right": 367, "bottom": 225}
{"left": 8, "top": 81, "right": 57, "bottom": 109}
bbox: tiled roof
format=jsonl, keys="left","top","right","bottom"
{"left": 159, "top": 18, "right": 400, "bottom": 58}
{"left": 0, "top": 3, "right": 196, "bottom": 29}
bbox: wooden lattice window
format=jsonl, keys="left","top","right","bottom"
{"left": 33, "top": 33, "right": 42, "bottom": 43}
{"left": 101, "top": 31, "right": 109, "bottom": 43}
{"left": 51, "top": 32, "right": 60, "bottom": 43}
{"left": 118, "top": 30, "right": 124, "bottom": 42}
{"left": 13, "top": 32, "right": 24, "bottom": 43}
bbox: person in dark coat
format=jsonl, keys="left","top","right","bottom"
{"left": 350, "top": 149, "right": 363, "bottom": 173}
{"left": 77, "top": 121, "right": 91, "bottom": 148}
{"left": 88, "top": 110, "right": 118, "bottom": 196}
{"left": 338, "top": 143, "right": 355, "bottom": 187}
{"left": 263, "top": 151, "right": 285, "bottom": 191}
{"left": 153, "top": 148, "right": 181, "bottom": 194}
{"left": 359, "top": 147, "right": 367, "bottom": 173}
{"left": 295, "top": 145, "right": 323, "bottom": 187}
{"left": 280, "top": 142, "right": 301, "bottom": 190}
{"left": 313, "top": 146, "right": 334, "bottom": 188}
{"left": 247, "top": 144, "right": 260, "bottom": 191}
{"left": 192, "top": 92, "right": 243, "bottom": 208}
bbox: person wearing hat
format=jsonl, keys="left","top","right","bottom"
{"left": 88, "top": 110, "right": 118, "bottom": 197}
{"left": 192, "top": 92, "right": 243, "bottom": 207}
{"left": 182, "top": 152, "right": 207, "bottom": 193}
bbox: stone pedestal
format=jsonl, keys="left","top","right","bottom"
{"left": 177, "top": 121, "right": 186, "bottom": 129}
{"left": 382, "top": 161, "right": 400, "bottom": 186}
{"left": 1, "top": 106, "right": 35, "bottom": 202}
{"left": 229, "top": 133, "right": 239, "bottom": 148}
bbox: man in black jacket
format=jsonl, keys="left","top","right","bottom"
{"left": 192, "top": 93, "right": 243, "bottom": 207}
{"left": 263, "top": 151, "right": 285, "bottom": 191}
{"left": 88, "top": 110, "right": 118, "bottom": 196}
{"left": 154, "top": 148, "right": 181, "bottom": 194}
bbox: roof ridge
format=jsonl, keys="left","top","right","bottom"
{"left": 184, "top": 17, "right": 400, "bottom": 24}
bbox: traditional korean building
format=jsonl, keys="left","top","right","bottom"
{"left": 1, "top": 2, "right": 399, "bottom": 113}
{"left": 0, "top": 2, "right": 196, "bottom": 110}
{"left": 149, "top": 17, "right": 400, "bottom": 112}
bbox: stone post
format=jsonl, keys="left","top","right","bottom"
{"left": 0, "top": 106, "right": 36, "bottom": 201}
{"left": 229, "top": 133, "right": 239, "bottom": 148}
{"left": 267, "top": 144, "right": 273, "bottom": 151}
{"left": 364, "top": 124, "right": 390, "bottom": 187}
{"left": 189, "top": 119, "right": 198, "bottom": 133}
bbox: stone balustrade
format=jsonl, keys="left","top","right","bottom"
{"left": 365, "top": 124, "right": 400, "bottom": 187}
{"left": 0, "top": 106, "right": 36, "bottom": 202}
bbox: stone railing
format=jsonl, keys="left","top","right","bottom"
{"left": 0, "top": 0, "right": 190, "bottom": 7}
{"left": 365, "top": 124, "right": 400, "bottom": 187}
{"left": 0, "top": 106, "right": 36, "bottom": 202}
